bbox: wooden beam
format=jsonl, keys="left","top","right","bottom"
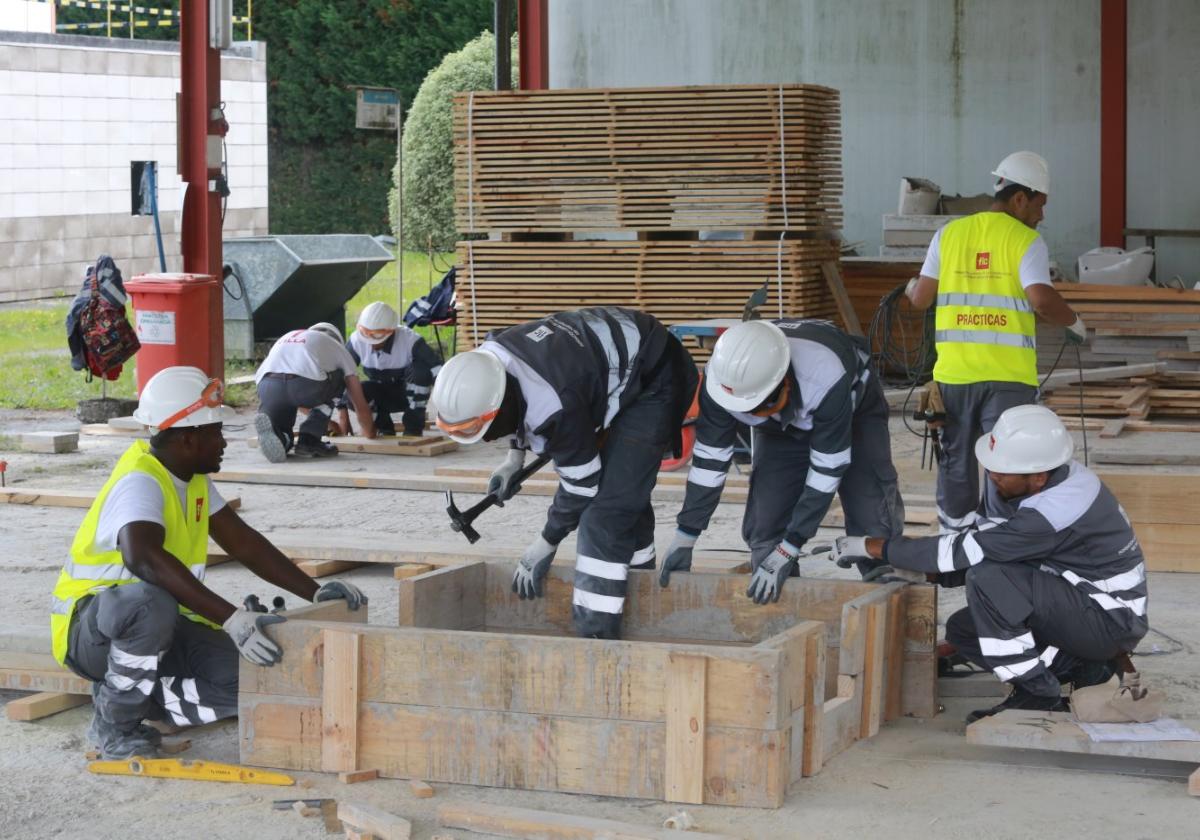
{"left": 0, "top": 488, "right": 239, "bottom": 511}
{"left": 1040, "top": 362, "right": 1166, "bottom": 391}
{"left": 337, "top": 801, "right": 412, "bottom": 840}
{"left": 858, "top": 599, "right": 887, "bottom": 739}
{"left": 396, "top": 562, "right": 486, "bottom": 631}
{"left": 822, "top": 261, "right": 864, "bottom": 337}
{"left": 320, "top": 629, "right": 361, "bottom": 773}
{"left": 664, "top": 653, "right": 707, "bottom": 804}
{"left": 0, "top": 668, "right": 92, "bottom": 695}
{"left": 6, "top": 691, "right": 90, "bottom": 722}
{"left": 801, "top": 625, "right": 826, "bottom": 777}
{"left": 436, "top": 802, "right": 737, "bottom": 840}
{"left": 248, "top": 434, "right": 457, "bottom": 457}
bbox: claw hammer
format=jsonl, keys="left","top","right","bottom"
{"left": 445, "top": 454, "right": 551, "bottom": 543}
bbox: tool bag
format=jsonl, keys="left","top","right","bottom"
{"left": 79, "top": 265, "right": 140, "bottom": 380}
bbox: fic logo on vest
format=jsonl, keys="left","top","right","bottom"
{"left": 975, "top": 252, "right": 991, "bottom": 270}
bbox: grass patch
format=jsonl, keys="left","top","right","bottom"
{"left": 0, "top": 251, "right": 457, "bottom": 411}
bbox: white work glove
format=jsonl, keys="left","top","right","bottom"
{"left": 904, "top": 277, "right": 920, "bottom": 301}
{"left": 512, "top": 535, "right": 558, "bottom": 600}
{"left": 313, "top": 580, "right": 368, "bottom": 611}
{"left": 488, "top": 448, "right": 527, "bottom": 505}
{"left": 658, "top": 530, "right": 698, "bottom": 588}
{"left": 1065, "top": 315, "right": 1087, "bottom": 345}
{"left": 829, "top": 535, "right": 870, "bottom": 569}
{"left": 746, "top": 541, "right": 800, "bottom": 605}
{"left": 223, "top": 608, "right": 286, "bottom": 667}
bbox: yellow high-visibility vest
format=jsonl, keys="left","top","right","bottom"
{"left": 933, "top": 211, "right": 1040, "bottom": 386}
{"left": 50, "top": 441, "right": 213, "bottom": 665}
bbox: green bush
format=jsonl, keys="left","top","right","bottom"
{"left": 392, "top": 31, "right": 517, "bottom": 252}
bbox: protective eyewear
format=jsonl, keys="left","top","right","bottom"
{"left": 158, "top": 379, "right": 225, "bottom": 430}
{"left": 750, "top": 377, "right": 790, "bottom": 418}
{"left": 435, "top": 408, "right": 498, "bottom": 439}
{"left": 358, "top": 326, "right": 396, "bottom": 342}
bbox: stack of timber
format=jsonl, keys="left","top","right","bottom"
{"left": 1044, "top": 369, "right": 1200, "bottom": 424}
{"left": 454, "top": 84, "right": 842, "bottom": 234}
{"left": 455, "top": 238, "right": 840, "bottom": 353}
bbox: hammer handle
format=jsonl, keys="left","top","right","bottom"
{"left": 463, "top": 453, "right": 552, "bottom": 519}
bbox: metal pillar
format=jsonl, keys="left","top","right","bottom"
{"left": 517, "top": 0, "right": 548, "bottom": 90}
{"left": 1100, "top": 0, "right": 1127, "bottom": 248}
{"left": 180, "top": 0, "right": 225, "bottom": 377}
{"left": 494, "top": 0, "right": 512, "bottom": 90}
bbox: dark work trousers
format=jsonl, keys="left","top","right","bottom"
{"left": 571, "top": 364, "right": 674, "bottom": 640}
{"left": 936, "top": 381, "right": 1038, "bottom": 531}
{"left": 945, "top": 562, "right": 1144, "bottom": 698}
{"left": 65, "top": 583, "right": 239, "bottom": 729}
{"left": 359, "top": 379, "right": 425, "bottom": 436}
{"left": 256, "top": 371, "right": 345, "bottom": 449}
{"left": 741, "top": 377, "right": 904, "bottom": 578}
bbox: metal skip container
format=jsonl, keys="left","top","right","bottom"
{"left": 221, "top": 235, "right": 393, "bottom": 358}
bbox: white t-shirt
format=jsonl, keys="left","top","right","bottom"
{"left": 255, "top": 329, "right": 358, "bottom": 384}
{"left": 920, "top": 227, "right": 1051, "bottom": 289}
{"left": 93, "top": 472, "right": 226, "bottom": 553}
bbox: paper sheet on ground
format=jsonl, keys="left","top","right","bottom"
{"left": 1077, "top": 717, "right": 1200, "bottom": 742}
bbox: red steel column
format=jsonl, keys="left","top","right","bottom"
{"left": 180, "top": 0, "right": 225, "bottom": 377}
{"left": 1099, "top": 0, "right": 1126, "bottom": 247}
{"left": 518, "top": 0, "right": 549, "bottom": 89}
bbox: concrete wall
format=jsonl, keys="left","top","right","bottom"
{"left": 549, "top": 0, "right": 1197, "bottom": 285}
{"left": 0, "top": 32, "right": 268, "bottom": 302}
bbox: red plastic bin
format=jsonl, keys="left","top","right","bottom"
{"left": 125, "top": 273, "right": 220, "bottom": 395}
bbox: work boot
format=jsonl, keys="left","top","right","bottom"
{"left": 1062, "top": 659, "right": 1117, "bottom": 691}
{"left": 375, "top": 418, "right": 397, "bottom": 437}
{"left": 86, "top": 713, "right": 160, "bottom": 760}
{"left": 254, "top": 413, "right": 287, "bottom": 464}
{"left": 293, "top": 434, "right": 338, "bottom": 458}
{"left": 966, "top": 686, "right": 1069, "bottom": 724}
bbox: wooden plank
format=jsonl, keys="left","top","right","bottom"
{"left": 966, "top": 710, "right": 1200, "bottom": 763}
{"left": 1098, "top": 472, "right": 1200, "bottom": 524}
{"left": 900, "top": 584, "right": 938, "bottom": 719}
{"left": 409, "top": 779, "right": 434, "bottom": 798}
{"left": 393, "top": 563, "right": 435, "bottom": 579}
{"left": 248, "top": 434, "right": 457, "bottom": 457}
{"left": 822, "top": 261, "right": 864, "bottom": 337}
{"left": 858, "top": 599, "right": 887, "bottom": 739}
{"left": 0, "top": 487, "right": 239, "bottom": 511}
{"left": 664, "top": 653, "right": 706, "bottom": 804}
{"left": 801, "top": 625, "right": 826, "bottom": 777}
{"left": 1040, "top": 362, "right": 1167, "bottom": 391}
{"left": 295, "top": 558, "right": 367, "bottom": 578}
{"left": 0, "top": 668, "right": 92, "bottom": 695}
{"left": 883, "top": 589, "right": 907, "bottom": 722}
{"left": 396, "top": 562, "right": 486, "bottom": 631}
{"left": 338, "top": 768, "right": 379, "bottom": 784}
{"left": 6, "top": 691, "right": 90, "bottom": 721}
{"left": 1190, "top": 767, "right": 1200, "bottom": 797}
{"left": 321, "top": 628, "right": 361, "bottom": 774}
{"left": 337, "top": 801, "right": 412, "bottom": 840}
{"left": 437, "top": 802, "right": 738, "bottom": 840}
{"left": 819, "top": 676, "right": 863, "bottom": 765}
{"left": 1135, "top": 523, "right": 1200, "bottom": 573}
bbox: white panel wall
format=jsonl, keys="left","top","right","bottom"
{"left": 548, "top": 0, "right": 1162, "bottom": 280}
{"left": 0, "top": 34, "right": 268, "bottom": 301}
{"left": 0, "top": 0, "right": 53, "bottom": 34}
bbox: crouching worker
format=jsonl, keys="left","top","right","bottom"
{"left": 335, "top": 302, "right": 443, "bottom": 437}
{"left": 825, "top": 405, "right": 1148, "bottom": 722}
{"left": 432, "top": 307, "right": 698, "bottom": 639}
{"left": 51, "top": 367, "right": 367, "bottom": 759}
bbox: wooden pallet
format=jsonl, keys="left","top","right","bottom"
{"left": 239, "top": 568, "right": 936, "bottom": 808}
{"left": 454, "top": 84, "right": 841, "bottom": 234}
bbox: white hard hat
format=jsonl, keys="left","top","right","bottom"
{"left": 975, "top": 405, "right": 1074, "bottom": 474}
{"left": 357, "top": 301, "right": 399, "bottom": 338}
{"left": 704, "top": 320, "right": 792, "bottom": 413}
{"left": 431, "top": 350, "right": 507, "bottom": 444}
{"left": 992, "top": 151, "right": 1049, "bottom": 195}
{"left": 132, "top": 366, "right": 235, "bottom": 431}
{"left": 309, "top": 322, "right": 344, "bottom": 344}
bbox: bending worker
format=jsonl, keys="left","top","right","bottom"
{"left": 906, "top": 151, "right": 1087, "bottom": 532}
{"left": 827, "top": 405, "right": 1147, "bottom": 723}
{"left": 51, "top": 367, "right": 366, "bottom": 759}
{"left": 334, "top": 301, "right": 443, "bottom": 437}
{"left": 254, "top": 322, "right": 377, "bottom": 461}
{"left": 660, "top": 318, "right": 905, "bottom": 602}
{"left": 432, "top": 307, "right": 698, "bottom": 639}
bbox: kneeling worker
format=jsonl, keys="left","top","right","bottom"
{"left": 826, "top": 405, "right": 1148, "bottom": 722}
{"left": 335, "top": 301, "right": 443, "bottom": 437}
{"left": 432, "top": 307, "right": 698, "bottom": 639}
{"left": 660, "top": 319, "right": 905, "bottom": 602}
{"left": 52, "top": 367, "right": 366, "bottom": 759}
{"left": 254, "top": 322, "right": 377, "bottom": 461}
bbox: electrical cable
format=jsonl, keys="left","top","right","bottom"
{"left": 868, "top": 282, "right": 935, "bottom": 441}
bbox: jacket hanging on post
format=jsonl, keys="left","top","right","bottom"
{"left": 65, "top": 255, "right": 139, "bottom": 381}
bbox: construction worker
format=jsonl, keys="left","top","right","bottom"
{"left": 431, "top": 307, "right": 698, "bottom": 639}
{"left": 50, "top": 367, "right": 367, "bottom": 759}
{"left": 659, "top": 319, "right": 905, "bottom": 602}
{"left": 253, "top": 322, "right": 377, "bottom": 461}
{"left": 334, "top": 302, "right": 443, "bottom": 437}
{"left": 827, "top": 405, "right": 1147, "bottom": 722}
{"left": 906, "top": 152, "right": 1087, "bottom": 531}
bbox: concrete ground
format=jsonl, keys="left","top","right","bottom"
{"left": 0, "top": 406, "right": 1196, "bottom": 839}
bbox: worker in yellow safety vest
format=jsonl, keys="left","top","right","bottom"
{"left": 905, "top": 151, "right": 1087, "bottom": 532}
{"left": 51, "top": 366, "right": 367, "bottom": 760}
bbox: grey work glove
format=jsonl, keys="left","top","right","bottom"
{"left": 314, "top": 580, "right": 368, "bottom": 611}
{"left": 223, "top": 608, "right": 287, "bottom": 667}
{"left": 828, "top": 535, "right": 870, "bottom": 569}
{"left": 1065, "top": 315, "right": 1087, "bottom": 345}
{"left": 746, "top": 541, "right": 800, "bottom": 605}
{"left": 488, "top": 448, "right": 527, "bottom": 506}
{"left": 658, "top": 530, "right": 698, "bottom": 588}
{"left": 512, "top": 535, "right": 558, "bottom": 600}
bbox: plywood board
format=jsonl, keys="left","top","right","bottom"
{"left": 0, "top": 487, "right": 241, "bottom": 511}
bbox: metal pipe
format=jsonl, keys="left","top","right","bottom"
{"left": 494, "top": 0, "right": 512, "bottom": 90}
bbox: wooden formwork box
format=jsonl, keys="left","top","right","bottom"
{"left": 239, "top": 562, "right": 936, "bottom": 808}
